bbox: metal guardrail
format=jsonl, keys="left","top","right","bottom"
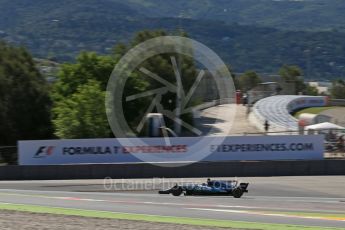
{"left": 330, "top": 99, "right": 345, "bottom": 106}
{"left": 242, "top": 130, "right": 300, "bottom": 136}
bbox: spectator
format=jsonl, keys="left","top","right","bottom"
{"left": 337, "top": 135, "right": 344, "bottom": 151}
{"left": 242, "top": 93, "right": 248, "bottom": 105}
{"left": 264, "top": 120, "right": 270, "bottom": 133}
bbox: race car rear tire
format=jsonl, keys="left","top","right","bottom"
{"left": 172, "top": 187, "right": 183, "bottom": 196}
{"left": 233, "top": 188, "right": 244, "bottom": 198}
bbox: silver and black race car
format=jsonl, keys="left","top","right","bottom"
{"left": 159, "top": 179, "right": 249, "bottom": 198}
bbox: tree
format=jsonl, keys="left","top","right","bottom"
{"left": 51, "top": 52, "right": 116, "bottom": 138}
{"left": 52, "top": 30, "right": 199, "bottom": 138}
{"left": 121, "top": 30, "right": 199, "bottom": 132}
{"left": 279, "top": 65, "right": 305, "bottom": 94}
{"left": 238, "top": 71, "right": 262, "bottom": 91}
{"left": 0, "top": 41, "right": 52, "bottom": 145}
{"left": 304, "top": 85, "right": 319, "bottom": 96}
{"left": 53, "top": 80, "right": 110, "bottom": 138}
{"left": 331, "top": 79, "right": 345, "bottom": 99}
{"left": 52, "top": 52, "right": 115, "bottom": 102}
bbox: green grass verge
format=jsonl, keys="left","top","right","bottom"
{"left": 293, "top": 106, "right": 340, "bottom": 118}
{"left": 0, "top": 203, "right": 344, "bottom": 230}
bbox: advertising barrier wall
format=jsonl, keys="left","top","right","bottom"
{"left": 287, "top": 96, "right": 328, "bottom": 112}
{"left": 18, "top": 135, "right": 324, "bottom": 165}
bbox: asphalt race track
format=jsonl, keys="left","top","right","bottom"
{"left": 0, "top": 176, "right": 344, "bottom": 228}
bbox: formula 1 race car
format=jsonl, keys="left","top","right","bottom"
{"left": 158, "top": 179, "right": 249, "bottom": 198}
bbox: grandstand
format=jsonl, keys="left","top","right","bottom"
{"left": 250, "top": 95, "right": 327, "bottom": 133}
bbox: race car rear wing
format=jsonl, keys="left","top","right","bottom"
{"left": 240, "top": 183, "right": 249, "bottom": 192}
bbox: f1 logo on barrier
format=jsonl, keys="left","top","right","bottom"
{"left": 34, "top": 146, "right": 55, "bottom": 158}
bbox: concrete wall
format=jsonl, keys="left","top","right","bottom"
{"left": 0, "top": 160, "right": 344, "bottom": 180}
